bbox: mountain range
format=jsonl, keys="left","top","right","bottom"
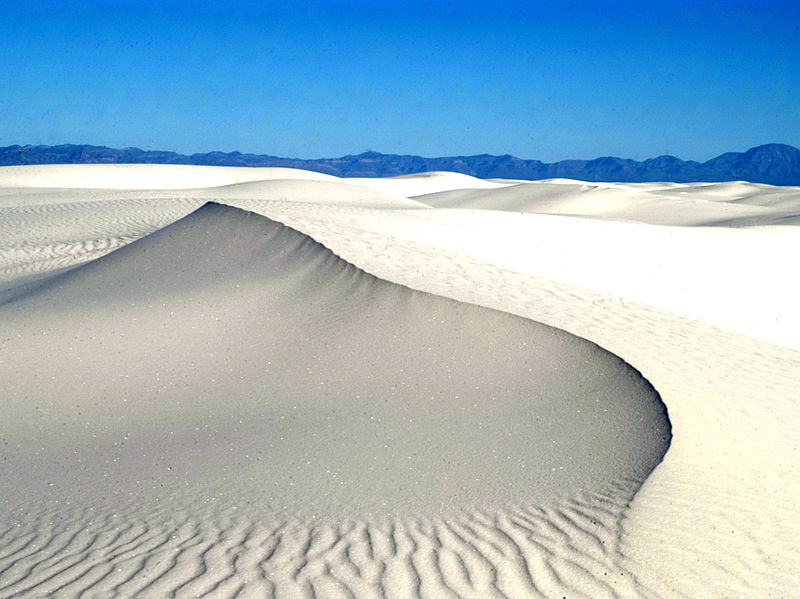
{"left": 2, "top": 143, "right": 799, "bottom": 185}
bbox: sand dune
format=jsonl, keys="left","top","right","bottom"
{"left": 414, "top": 178, "right": 800, "bottom": 226}
{"left": 0, "top": 163, "right": 337, "bottom": 189}
{"left": 1, "top": 164, "right": 799, "bottom": 598}
{"left": 1, "top": 202, "right": 668, "bottom": 506}
{"left": 346, "top": 171, "right": 511, "bottom": 196}
{"left": 177, "top": 178, "right": 428, "bottom": 208}
{"left": 0, "top": 201, "right": 668, "bottom": 598}
{"left": 0, "top": 177, "right": 424, "bottom": 297}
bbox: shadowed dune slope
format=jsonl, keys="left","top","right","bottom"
{"left": 0, "top": 203, "right": 670, "bottom": 517}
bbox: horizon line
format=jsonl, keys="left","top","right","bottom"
{"left": 2, "top": 141, "right": 798, "bottom": 165}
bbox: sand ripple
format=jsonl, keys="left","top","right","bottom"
{"left": 1, "top": 478, "right": 646, "bottom": 598}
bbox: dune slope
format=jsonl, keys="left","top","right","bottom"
{"left": 0, "top": 202, "right": 669, "bottom": 598}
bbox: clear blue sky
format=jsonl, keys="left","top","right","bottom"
{"left": 1, "top": 0, "right": 798, "bottom": 162}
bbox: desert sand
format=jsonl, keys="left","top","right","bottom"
{"left": 1, "top": 164, "right": 798, "bottom": 598}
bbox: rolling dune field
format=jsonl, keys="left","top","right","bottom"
{"left": 1, "top": 165, "right": 799, "bottom": 598}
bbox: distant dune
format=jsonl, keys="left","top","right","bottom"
{"left": 1, "top": 164, "right": 799, "bottom": 598}
{"left": 414, "top": 178, "right": 800, "bottom": 226}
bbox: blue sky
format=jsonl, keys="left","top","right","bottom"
{"left": 1, "top": 0, "right": 798, "bottom": 161}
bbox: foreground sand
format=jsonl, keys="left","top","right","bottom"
{"left": 1, "top": 165, "right": 799, "bottom": 598}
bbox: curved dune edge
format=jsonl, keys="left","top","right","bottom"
{"left": 279, "top": 218, "right": 800, "bottom": 598}
{"left": 0, "top": 203, "right": 671, "bottom": 598}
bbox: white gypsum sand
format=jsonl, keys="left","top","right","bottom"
{"left": 0, "top": 164, "right": 798, "bottom": 598}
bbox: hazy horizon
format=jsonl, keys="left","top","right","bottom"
{"left": 2, "top": 140, "right": 798, "bottom": 164}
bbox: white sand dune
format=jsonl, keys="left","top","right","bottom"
{"left": 0, "top": 163, "right": 338, "bottom": 189}
{"left": 1, "top": 164, "right": 799, "bottom": 598}
{"left": 0, "top": 178, "right": 425, "bottom": 210}
{"left": 0, "top": 202, "right": 668, "bottom": 508}
{"left": 414, "top": 178, "right": 800, "bottom": 226}
{"left": 0, "top": 177, "right": 425, "bottom": 297}
{"left": 346, "top": 171, "right": 512, "bottom": 196}
{"left": 177, "top": 178, "right": 428, "bottom": 208}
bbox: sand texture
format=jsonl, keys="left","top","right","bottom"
{"left": 1, "top": 164, "right": 799, "bottom": 598}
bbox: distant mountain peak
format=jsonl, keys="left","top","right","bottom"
{"left": 1, "top": 143, "right": 798, "bottom": 185}
{"left": 744, "top": 143, "right": 800, "bottom": 161}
